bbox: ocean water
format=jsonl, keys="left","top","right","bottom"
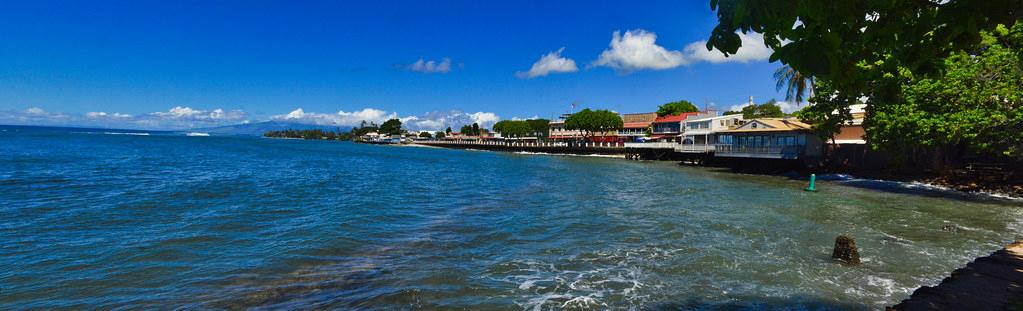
{"left": 1, "top": 125, "right": 1021, "bottom": 310}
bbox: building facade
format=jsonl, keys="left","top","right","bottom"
{"left": 678, "top": 114, "right": 745, "bottom": 152}
{"left": 618, "top": 112, "right": 657, "bottom": 142}
{"left": 715, "top": 118, "right": 823, "bottom": 159}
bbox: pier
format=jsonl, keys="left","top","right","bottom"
{"left": 415, "top": 140, "right": 810, "bottom": 171}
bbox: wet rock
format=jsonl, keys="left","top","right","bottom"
{"left": 942, "top": 224, "right": 959, "bottom": 233}
{"left": 832, "top": 235, "right": 860, "bottom": 265}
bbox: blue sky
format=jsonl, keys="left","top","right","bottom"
{"left": 0, "top": 0, "right": 793, "bottom": 130}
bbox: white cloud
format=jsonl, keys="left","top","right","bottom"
{"left": 469, "top": 112, "right": 499, "bottom": 125}
{"left": 592, "top": 30, "right": 687, "bottom": 72}
{"left": 683, "top": 32, "right": 772, "bottom": 64}
{"left": 591, "top": 29, "right": 774, "bottom": 73}
{"left": 272, "top": 107, "right": 396, "bottom": 126}
{"left": 517, "top": 47, "right": 579, "bottom": 78}
{"left": 268, "top": 108, "right": 501, "bottom": 131}
{"left": 25, "top": 107, "right": 46, "bottom": 115}
{"left": 151, "top": 106, "right": 244, "bottom": 121}
{"left": 727, "top": 100, "right": 802, "bottom": 114}
{"left": 399, "top": 110, "right": 501, "bottom": 131}
{"left": 408, "top": 58, "right": 452, "bottom": 73}
{"left": 86, "top": 112, "right": 133, "bottom": 119}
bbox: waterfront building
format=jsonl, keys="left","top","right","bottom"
{"left": 548, "top": 119, "right": 583, "bottom": 141}
{"left": 444, "top": 132, "right": 463, "bottom": 140}
{"left": 678, "top": 114, "right": 745, "bottom": 153}
{"left": 618, "top": 112, "right": 656, "bottom": 142}
{"left": 715, "top": 118, "right": 823, "bottom": 159}
{"left": 831, "top": 103, "right": 867, "bottom": 145}
{"left": 649, "top": 112, "right": 713, "bottom": 142}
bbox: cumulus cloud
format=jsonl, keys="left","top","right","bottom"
{"left": 268, "top": 108, "right": 501, "bottom": 131}
{"left": 0, "top": 106, "right": 248, "bottom": 130}
{"left": 592, "top": 30, "right": 687, "bottom": 72}
{"left": 272, "top": 107, "right": 397, "bottom": 126}
{"left": 408, "top": 58, "right": 452, "bottom": 73}
{"left": 400, "top": 110, "right": 501, "bottom": 131}
{"left": 25, "top": 107, "right": 46, "bottom": 115}
{"left": 86, "top": 111, "right": 132, "bottom": 119}
{"left": 517, "top": 47, "right": 579, "bottom": 78}
{"left": 683, "top": 32, "right": 773, "bottom": 64}
{"left": 727, "top": 100, "right": 802, "bottom": 114}
{"left": 590, "top": 29, "right": 774, "bottom": 73}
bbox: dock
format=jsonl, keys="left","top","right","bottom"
{"left": 888, "top": 240, "right": 1023, "bottom": 310}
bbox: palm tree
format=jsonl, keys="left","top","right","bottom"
{"left": 774, "top": 65, "right": 815, "bottom": 104}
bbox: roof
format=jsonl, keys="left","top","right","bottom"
{"left": 622, "top": 112, "right": 657, "bottom": 123}
{"left": 653, "top": 112, "right": 698, "bottom": 123}
{"left": 622, "top": 122, "right": 651, "bottom": 128}
{"left": 725, "top": 118, "right": 812, "bottom": 133}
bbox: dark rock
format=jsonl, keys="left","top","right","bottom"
{"left": 832, "top": 235, "right": 860, "bottom": 265}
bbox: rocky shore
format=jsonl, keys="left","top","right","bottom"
{"left": 915, "top": 175, "right": 1023, "bottom": 200}
{"left": 888, "top": 240, "right": 1023, "bottom": 310}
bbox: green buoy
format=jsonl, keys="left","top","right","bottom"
{"left": 805, "top": 173, "right": 817, "bottom": 192}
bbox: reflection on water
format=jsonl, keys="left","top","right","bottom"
{"left": 1, "top": 125, "right": 1020, "bottom": 309}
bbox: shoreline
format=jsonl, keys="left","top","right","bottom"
{"left": 413, "top": 142, "right": 1023, "bottom": 201}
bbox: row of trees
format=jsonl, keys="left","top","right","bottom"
{"left": 264, "top": 129, "right": 352, "bottom": 140}
{"left": 708, "top": 1, "right": 1023, "bottom": 169}
{"left": 724, "top": 99, "right": 786, "bottom": 119}
{"left": 564, "top": 108, "right": 624, "bottom": 140}
{"left": 492, "top": 119, "right": 550, "bottom": 138}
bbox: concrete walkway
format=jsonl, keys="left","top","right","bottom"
{"left": 888, "top": 240, "right": 1023, "bottom": 310}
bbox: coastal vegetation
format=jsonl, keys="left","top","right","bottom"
{"left": 492, "top": 118, "right": 550, "bottom": 138}
{"left": 723, "top": 99, "right": 786, "bottom": 119}
{"left": 459, "top": 123, "right": 482, "bottom": 136}
{"left": 378, "top": 118, "right": 403, "bottom": 136}
{"left": 264, "top": 128, "right": 351, "bottom": 140}
{"left": 656, "top": 100, "right": 699, "bottom": 116}
{"left": 564, "top": 108, "right": 624, "bottom": 140}
{"left": 708, "top": 1, "right": 1023, "bottom": 171}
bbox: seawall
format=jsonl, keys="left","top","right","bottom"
{"left": 414, "top": 141, "right": 629, "bottom": 156}
{"left": 888, "top": 240, "right": 1023, "bottom": 310}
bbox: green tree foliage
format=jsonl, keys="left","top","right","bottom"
{"left": 494, "top": 119, "right": 550, "bottom": 138}
{"left": 435, "top": 131, "right": 446, "bottom": 139}
{"left": 379, "top": 118, "right": 403, "bottom": 135}
{"left": 707, "top": 1, "right": 1019, "bottom": 85}
{"left": 564, "top": 108, "right": 624, "bottom": 139}
{"left": 867, "top": 24, "right": 1023, "bottom": 160}
{"left": 738, "top": 99, "right": 786, "bottom": 119}
{"left": 792, "top": 81, "right": 855, "bottom": 144}
{"left": 525, "top": 119, "right": 550, "bottom": 137}
{"left": 264, "top": 128, "right": 350, "bottom": 140}
{"left": 774, "top": 65, "right": 814, "bottom": 104}
{"left": 722, "top": 110, "right": 741, "bottom": 116}
{"left": 656, "top": 100, "right": 699, "bottom": 116}
{"left": 445, "top": 127, "right": 452, "bottom": 134}
{"left": 457, "top": 123, "right": 483, "bottom": 136}
{"left": 707, "top": 1, "right": 1022, "bottom": 142}
{"left": 349, "top": 121, "right": 379, "bottom": 137}
{"left": 495, "top": 120, "right": 532, "bottom": 137}
{"left": 418, "top": 131, "right": 432, "bottom": 138}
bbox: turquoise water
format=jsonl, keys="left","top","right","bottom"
{"left": 1, "top": 125, "right": 1020, "bottom": 309}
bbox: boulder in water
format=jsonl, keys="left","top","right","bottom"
{"left": 832, "top": 235, "right": 861, "bottom": 265}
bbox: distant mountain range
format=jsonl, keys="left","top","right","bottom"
{"left": 191, "top": 121, "right": 352, "bottom": 136}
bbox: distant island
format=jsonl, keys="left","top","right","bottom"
{"left": 263, "top": 129, "right": 352, "bottom": 140}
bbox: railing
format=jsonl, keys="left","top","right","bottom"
{"left": 623, "top": 142, "right": 678, "bottom": 149}
{"left": 714, "top": 144, "right": 803, "bottom": 157}
{"left": 418, "top": 140, "right": 625, "bottom": 148}
{"left": 675, "top": 144, "right": 715, "bottom": 153}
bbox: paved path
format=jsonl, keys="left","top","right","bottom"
{"left": 888, "top": 240, "right": 1023, "bottom": 310}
